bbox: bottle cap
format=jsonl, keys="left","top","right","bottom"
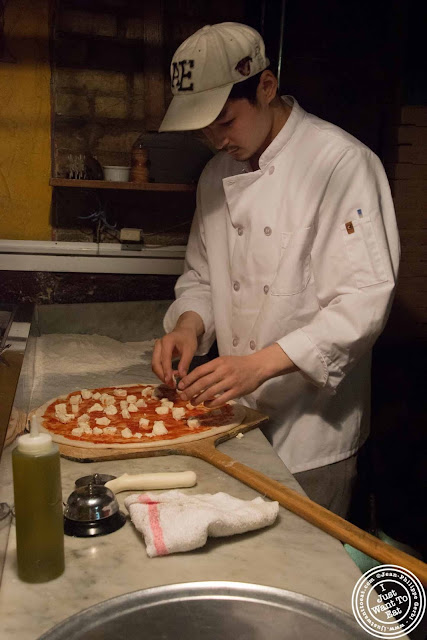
{"left": 17, "top": 417, "right": 54, "bottom": 455}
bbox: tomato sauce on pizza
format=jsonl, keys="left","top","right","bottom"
{"left": 38, "top": 383, "right": 237, "bottom": 447}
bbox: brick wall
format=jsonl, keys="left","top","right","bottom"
{"left": 384, "top": 106, "right": 427, "bottom": 341}
{"left": 52, "top": 0, "right": 245, "bottom": 175}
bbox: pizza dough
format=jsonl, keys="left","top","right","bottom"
{"left": 31, "top": 383, "right": 246, "bottom": 450}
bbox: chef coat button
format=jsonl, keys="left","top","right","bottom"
{"left": 249, "top": 340, "right": 256, "bottom": 351}
{"left": 269, "top": 166, "right": 275, "bottom": 175}
{"left": 233, "top": 281, "right": 240, "bottom": 292}
{"left": 263, "top": 284, "right": 269, "bottom": 294}
{"left": 264, "top": 226, "right": 272, "bottom": 236}
{"left": 232, "top": 337, "right": 239, "bottom": 347}
{"left": 237, "top": 226, "right": 244, "bottom": 236}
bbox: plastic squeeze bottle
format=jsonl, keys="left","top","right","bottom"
{"left": 12, "top": 417, "right": 65, "bottom": 582}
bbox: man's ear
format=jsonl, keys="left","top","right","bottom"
{"left": 257, "top": 70, "right": 278, "bottom": 105}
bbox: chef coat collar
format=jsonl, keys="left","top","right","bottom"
{"left": 257, "top": 96, "right": 304, "bottom": 172}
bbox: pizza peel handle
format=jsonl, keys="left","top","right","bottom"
{"left": 183, "top": 439, "right": 427, "bottom": 586}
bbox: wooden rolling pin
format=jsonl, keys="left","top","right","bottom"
{"left": 185, "top": 441, "right": 427, "bottom": 586}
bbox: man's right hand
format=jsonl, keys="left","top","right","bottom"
{"left": 151, "top": 311, "right": 204, "bottom": 387}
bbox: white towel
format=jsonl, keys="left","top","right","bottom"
{"left": 124, "top": 490, "right": 279, "bottom": 557}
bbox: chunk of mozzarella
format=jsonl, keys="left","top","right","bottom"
{"left": 151, "top": 421, "right": 168, "bottom": 436}
{"left": 121, "top": 427, "right": 133, "bottom": 438}
{"left": 104, "top": 404, "right": 118, "bottom": 416}
{"left": 69, "top": 395, "right": 81, "bottom": 405}
{"left": 126, "top": 395, "right": 137, "bottom": 403}
{"left": 95, "top": 417, "right": 111, "bottom": 426}
{"left": 81, "top": 389, "right": 92, "bottom": 400}
{"left": 121, "top": 408, "right": 131, "bottom": 419}
{"left": 113, "top": 388, "right": 127, "bottom": 397}
{"left": 135, "top": 398, "right": 147, "bottom": 408}
{"left": 187, "top": 417, "right": 200, "bottom": 429}
{"left": 139, "top": 417, "right": 150, "bottom": 429}
{"left": 128, "top": 403, "right": 138, "bottom": 413}
{"left": 88, "top": 403, "right": 104, "bottom": 413}
{"left": 172, "top": 407, "right": 186, "bottom": 421}
{"left": 103, "top": 426, "right": 117, "bottom": 435}
{"left": 155, "top": 405, "right": 169, "bottom": 415}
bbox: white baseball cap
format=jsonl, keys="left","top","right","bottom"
{"left": 159, "top": 22, "right": 269, "bottom": 132}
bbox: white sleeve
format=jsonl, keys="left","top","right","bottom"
{"left": 276, "top": 147, "right": 400, "bottom": 390}
{"left": 163, "top": 190, "right": 216, "bottom": 356}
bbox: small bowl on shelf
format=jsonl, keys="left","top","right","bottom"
{"left": 102, "top": 166, "right": 131, "bottom": 182}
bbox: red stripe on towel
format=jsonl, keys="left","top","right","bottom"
{"left": 137, "top": 494, "right": 167, "bottom": 555}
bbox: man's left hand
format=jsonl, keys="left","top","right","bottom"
{"left": 177, "top": 344, "right": 298, "bottom": 407}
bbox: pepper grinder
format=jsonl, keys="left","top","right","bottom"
{"left": 130, "top": 136, "right": 149, "bottom": 183}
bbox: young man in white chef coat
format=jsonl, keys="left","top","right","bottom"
{"left": 152, "top": 22, "right": 400, "bottom": 517}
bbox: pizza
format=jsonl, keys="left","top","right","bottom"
{"left": 31, "top": 383, "right": 246, "bottom": 449}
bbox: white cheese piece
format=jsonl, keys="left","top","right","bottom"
{"left": 172, "top": 407, "right": 186, "bottom": 421}
{"left": 144, "top": 432, "right": 155, "bottom": 438}
{"left": 92, "top": 392, "right": 101, "bottom": 400}
{"left": 88, "top": 403, "right": 104, "bottom": 413}
{"left": 95, "top": 417, "right": 111, "bottom": 426}
{"left": 160, "top": 399, "right": 174, "bottom": 408}
{"left": 76, "top": 424, "right": 92, "bottom": 434}
{"left": 187, "top": 417, "right": 200, "bottom": 429}
{"left": 71, "top": 405, "right": 80, "bottom": 414}
{"left": 141, "top": 386, "right": 154, "bottom": 397}
{"left": 152, "top": 421, "right": 168, "bottom": 436}
{"left": 155, "top": 405, "right": 169, "bottom": 415}
{"left": 134, "top": 432, "right": 142, "bottom": 439}
{"left": 57, "top": 413, "right": 74, "bottom": 424}
{"left": 71, "top": 427, "right": 84, "bottom": 436}
{"left": 139, "top": 417, "right": 150, "bottom": 429}
{"left": 186, "top": 402, "right": 195, "bottom": 410}
{"left": 135, "top": 398, "right": 147, "bottom": 408}
{"left": 127, "top": 403, "right": 138, "bottom": 413}
{"left": 55, "top": 403, "right": 67, "bottom": 415}
{"left": 69, "top": 394, "right": 81, "bottom": 406}
{"left": 81, "top": 389, "right": 92, "bottom": 400}
{"left": 121, "top": 427, "right": 133, "bottom": 438}
{"left": 121, "top": 408, "right": 131, "bottom": 419}
{"left": 113, "top": 388, "right": 127, "bottom": 397}
{"left": 235, "top": 432, "right": 244, "bottom": 439}
{"left": 77, "top": 413, "right": 90, "bottom": 424}
{"left": 100, "top": 393, "right": 115, "bottom": 406}
{"left": 103, "top": 426, "right": 117, "bottom": 435}
{"left": 92, "top": 427, "right": 103, "bottom": 435}
{"left": 104, "top": 404, "right": 118, "bottom": 416}
{"left": 120, "top": 400, "right": 128, "bottom": 410}
{"left": 126, "top": 395, "right": 137, "bottom": 403}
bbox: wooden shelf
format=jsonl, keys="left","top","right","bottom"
{"left": 50, "top": 178, "right": 196, "bottom": 192}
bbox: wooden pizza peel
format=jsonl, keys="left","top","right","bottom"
{"left": 59, "top": 405, "right": 427, "bottom": 584}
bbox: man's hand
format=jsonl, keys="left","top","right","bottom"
{"left": 151, "top": 311, "right": 204, "bottom": 387}
{"left": 178, "top": 343, "right": 298, "bottom": 407}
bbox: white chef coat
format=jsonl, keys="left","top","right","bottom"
{"left": 164, "top": 97, "right": 400, "bottom": 473}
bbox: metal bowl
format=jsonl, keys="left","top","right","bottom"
{"left": 38, "top": 581, "right": 367, "bottom": 639}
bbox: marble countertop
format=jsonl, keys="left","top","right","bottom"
{"left": 0, "top": 302, "right": 365, "bottom": 639}
{"left": 0, "top": 428, "right": 364, "bottom": 640}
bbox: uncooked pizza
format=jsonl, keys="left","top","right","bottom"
{"left": 32, "top": 383, "right": 246, "bottom": 449}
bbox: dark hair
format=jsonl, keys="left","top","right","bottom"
{"left": 228, "top": 66, "right": 273, "bottom": 104}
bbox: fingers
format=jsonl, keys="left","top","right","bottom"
{"left": 151, "top": 339, "right": 166, "bottom": 382}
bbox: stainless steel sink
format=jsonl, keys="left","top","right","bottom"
{"left": 38, "top": 581, "right": 367, "bottom": 639}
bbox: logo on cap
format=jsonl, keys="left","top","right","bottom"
{"left": 171, "top": 60, "right": 194, "bottom": 92}
{"left": 235, "top": 56, "right": 252, "bottom": 76}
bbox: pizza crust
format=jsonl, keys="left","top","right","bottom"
{"left": 31, "top": 383, "right": 246, "bottom": 450}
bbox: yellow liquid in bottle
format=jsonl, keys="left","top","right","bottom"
{"left": 12, "top": 446, "right": 65, "bottom": 583}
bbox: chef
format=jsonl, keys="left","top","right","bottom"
{"left": 151, "top": 22, "right": 400, "bottom": 517}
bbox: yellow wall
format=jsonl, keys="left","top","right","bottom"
{"left": 0, "top": 0, "right": 52, "bottom": 240}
